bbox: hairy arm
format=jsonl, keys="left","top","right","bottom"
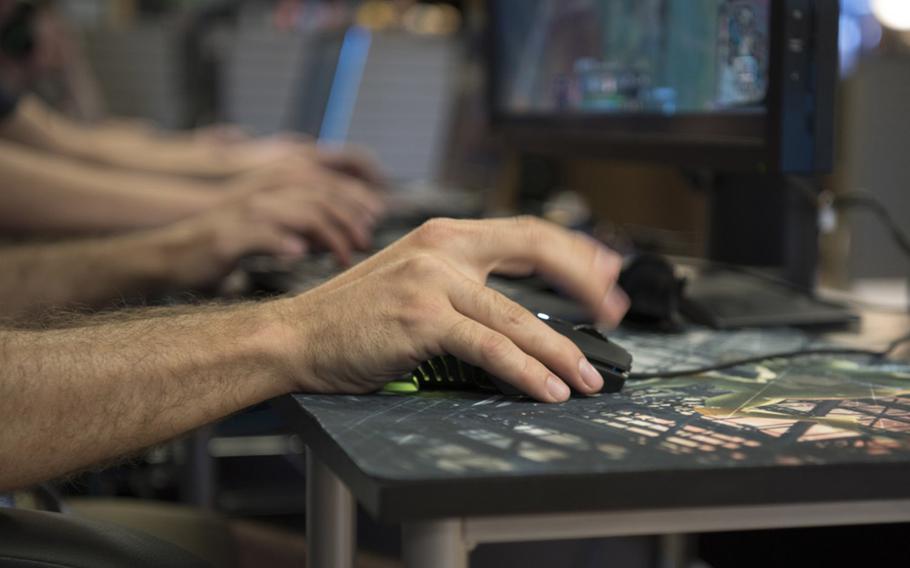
{"left": 0, "top": 96, "right": 288, "bottom": 179}
{"left": 0, "top": 231, "right": 198, "bottom": 319}
{"left": 0, "top": 302, "right": 293, "bottom": 492}
{"left": 0, "top": 217, "right": 628, "bottom": 493}
{"left": 0, "top": 139, "right": 222, "bottom": 234}
{"left": 0, "top": 187, "right": 331, "bottom": 319}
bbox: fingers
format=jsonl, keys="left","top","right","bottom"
{"left": 491, "top": 219, "right": 626, "bottom": 325}
{"left": 260, "top": 167, "right": 386, "bottom": 225}
{"left": 285, "top": 213, "right": 353, "bottom": 266}
{"left": 242, "top": 224, "right": 308, "bottom": 259}
{"left": 440, "top": 314, "right": 571, "bottom": 403}
{"left": 327, "top": 174, "right": 386, "bottom": 219}
{"left": 415, "top": 217, "right": 629, "bottom": 326}
{"left": 270, "top": 191, "right": 371, "bottom": 257}
{"left": 248, "top": 185, "right": 368, "bottom": 264}
{"left": 601, "top": 286, "right": 631, "bottom": 326}
{"left": 267, "top": 152, "right": 386, "bottom": 217}
{"left": 309, "top": 195, "right": 373, "bottom": 251}
{"left": 316, "top": 146, "right": 387, "bottom": 188}
{"left": 239, "top": 157, "right": 384, "bottom": 214}
{"left": 448, "top": 279, "right": 602, "bottom": 395}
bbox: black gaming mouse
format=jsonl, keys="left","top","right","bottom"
{"left": 401, "top": 315, "right": 633, "bottom": 396}
{"left": 619, "top": 253, "right": 685, "bottom": 332}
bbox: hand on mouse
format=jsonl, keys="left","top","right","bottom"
{"left": 270, "top": 217, "right": 630, "bottom": 403}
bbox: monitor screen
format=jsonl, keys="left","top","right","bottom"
{"left": 494, "top": 0, "right": 771, "bottom": 118}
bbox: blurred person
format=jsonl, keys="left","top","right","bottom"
{"left": 10, "top": 0, "right": 106, "bottom": 121}
{"left": 0, "top": 126, "right": 380, "bottom": 254}
{"left": 0, "top": 0, "right": 385, "bottom": 244}
{"left": 0, "top": 216, "right": 629, "bottom": 567}
{"left": 0, "top": 61, "right": 382, "bottom": 263}
{"left": 0, "top": 182, "right": 372, "bottom": 320}
{"left": 2, "top": 91, "right": 386, "bottom": 185}
{"left": 0, "top": 0, "right": 384, "bottom": 183}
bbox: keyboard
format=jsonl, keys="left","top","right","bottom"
{"left": 680, "top": 267, "right": 858, "bottom": 329}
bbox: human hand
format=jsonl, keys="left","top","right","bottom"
{"left": 273, "top": 217, "right": 630, "bottom": 403}
{"left": 158, "top": 186, "right": 372, "bottom": 290}
{"left": 230, "top": 155, "right": 386, "bottom": 227}
{"left": 308, "top": 144, "right": 386, "bottom": 188}
{"left": 233, "top": 136, "right": 386, "bottom": 188}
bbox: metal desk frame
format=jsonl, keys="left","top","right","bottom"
{"left": 305, "top": 447, "right": 910, "bottom": 568}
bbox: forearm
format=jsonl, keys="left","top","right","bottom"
{"left": 0, "top": 302, "right": 292, "bottom": 491}
{"left": 2, "top": 97, "right": 272, "bottom": 179}
{"left": 0, "top": 228, "right": 206, "bottom": 319}
{"left": 0, "top": 140, "right": 221, "bottom": 234}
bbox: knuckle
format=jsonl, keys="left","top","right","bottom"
{"left": 478, "top": 333, "right": 511, "bottom": 364}
{"left": 397, "top": 298, "right": 430, "bottom": 330}
{"left": 514, "top": 215, "right": 544, "bottom": 235}
{"left": 413, "top": 218, "right": 459, "bottom": 247}
{"left": 516, "top": 354, "right": 538, "bottom": 385}
{"left": 559, "top": 336, "right": 585, "bottom": 365}
{"left": 445, "top": 317, "right": 472, "bottom": 347}
{"left": 399, "top": 253, "right": 447, "bottom": 279}
{"left": 500, "top": 299, "right": 529, "bottom": 330}
{"left": 514, "top": 215, "right": 541, "bottom": 230}
{"left": 514, "top": 215, "right": 544, "bottom": 250}
{"left": 394, "top": 287, "right": 444, "bottom": 332}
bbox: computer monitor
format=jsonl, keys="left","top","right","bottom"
{"left": 486, "top": 1, "right": 854, "bottom": 328}
{"left": 487, "top": 0, "right": 839, "bottom": 174}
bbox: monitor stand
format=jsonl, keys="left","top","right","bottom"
{"left": 685, "top": 174, "right": 858, "bottom": 329}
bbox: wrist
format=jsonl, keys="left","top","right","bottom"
{"left": 259, "top": 296, "right": 318, "bottom": 394}
{"left": 135, "top": 219, "right": 224, "bottom": 291}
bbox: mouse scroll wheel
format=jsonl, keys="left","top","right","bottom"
{"left": 574, "top": 325, "right": 609, "bottom": 341}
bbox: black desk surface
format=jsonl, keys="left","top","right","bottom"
{"left": 276, "top": 324, "right": 910, "bottom": 523}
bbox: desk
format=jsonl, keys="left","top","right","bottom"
{"left": 275, "top": 315, "right": 910, "bottom": 568}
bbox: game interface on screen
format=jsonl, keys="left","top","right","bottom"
{"left": 496, "top": 0, "right": 770, "bottom": 116}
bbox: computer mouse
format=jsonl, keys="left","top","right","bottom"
{"left": 618, "top": 253, "right": 685, "bottom": 332}
{"left": 403, "top": 315, "right": 633, "bottom": 397}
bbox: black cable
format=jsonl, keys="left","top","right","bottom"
{"left": 628, "top": 331, "right": 910, "bottom": 380}
{"left": 667, "top": 254, "right": 908, "bottom": 315}
{"left": 791, "top": 181, "right": 909, "bottom": 261}
{"left": 833, "top": 193, "right": 910, "bottom": 260}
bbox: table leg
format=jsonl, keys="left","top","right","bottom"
{"left": 306, "top": 447, "right": 356, "bottom": 568}
{"left": 658, "top": 533, "right": 690, "bottom": 568}
{"left": 180, "top": 424, "right": 215, "bottom": 510}
{"left": 403, "top": 519, "right": 468, "bottom": 568}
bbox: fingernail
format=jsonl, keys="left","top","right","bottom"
{"left": 284, "top": 238, "right": 306, "bottom": 256}
{"left": 545, "top": 375, "right": 570, "bottom": 402}
{"left": 578, "top": 358, "right": 604, "bottom": 391}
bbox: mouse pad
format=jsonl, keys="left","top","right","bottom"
{"left": 292, "top": 325, "right": 910, "bottom": 481}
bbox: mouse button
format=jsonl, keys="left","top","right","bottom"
{"left": 602, "top": 341, "right": 634, "bottom": 370}
{"left": 572, "top": 333, "right": 633, "bottom": 372}
{"left": 557, "top": 325, "right": 605, "bottom": 351}
{"left": 593, "top": 370, "right": 626, "bottom": 393}
{"left": 574, "top": 324, "right": 609, "bottom": 341}
{"left": 541, "top": 317, "right": 575, "bottom": 335}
